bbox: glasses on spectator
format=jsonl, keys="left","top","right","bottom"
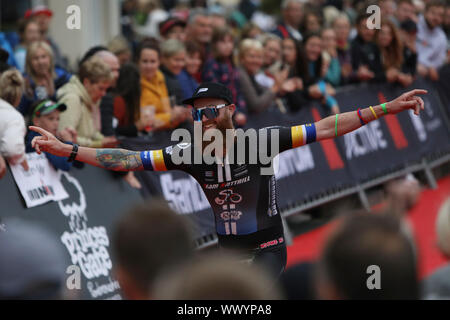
{"left": 191, "top": 104, "right": 228, "bottom": 121}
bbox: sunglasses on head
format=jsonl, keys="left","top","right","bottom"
{"left": 191, "top": 104, "right": 228, "bottom": 121}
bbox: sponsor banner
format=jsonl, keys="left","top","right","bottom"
{"left": 8, "top": 152, "right": 69, "bottom": 207}
{"left": 334, "top": 79, "right": 450, "bottom": 182}
{"left": 0, "top": 164, "right": 142, "bottom": 299}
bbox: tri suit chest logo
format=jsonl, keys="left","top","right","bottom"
{"left": 203, "top": 175, "right": 251, "bottom": 189}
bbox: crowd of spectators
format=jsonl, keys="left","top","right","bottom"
{"left": 0, "top": 0, "right": 450, "bottom": 300}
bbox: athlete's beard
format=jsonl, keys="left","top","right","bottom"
{"left": 202, "top": 111, "right": 235, "bottom": 156}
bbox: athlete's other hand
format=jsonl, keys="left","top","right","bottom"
{"left": 386, "top": 89, "right": 427, "bottom": 116}
{"left": 29, "top": 126, "right": 68, "bottom": 157}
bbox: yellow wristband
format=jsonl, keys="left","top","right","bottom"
{"left": 369, "top": 106, "right": 378, "bottom": 119}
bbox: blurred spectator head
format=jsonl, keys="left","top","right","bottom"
{"left": 0, "top": 218, "right": 67, "bottom": 299}
{"left": 282, "top": 37, "right": 299, "bottom": 67}
{"left": 399, "top": 19, "right": 418, "bottom": 45}
{"left": 184, "top": 41, "right": 202, "bottom": 76}
{"left": 376, "top": 20, "right": 404, "bottom": 69}
{"left": 160, "top": 39, "right": 186, "bottom": 75}
{"left": 116, "top": 63, "right": 141, "bottom": 124}
{"left": 436, "top": 198, "right": 450, "bottom": 258}
{"left": 424, "top": 0, "right": 446, "bottom": 29}
{"left": 315, "top": 213, "right": 419, "bottom": 300}
{"left": 31, "top": 99, "right": 67, "bottom": 136}
{"left": 322, "top": 5, "right": 341, "bottom": 28}
{"left": 384, "top": 174, "right": 421, "bottom": 219}
{"left": 379, "top": 0, "right": 396, "bottom": 20}
{"left": 261, "top": 33, "right": 282, "bottom": 68}
{"left": 280, "top": 261, "right": 316, "bottom": 300}
{"left": 187, "top": 8, "right": 213, "bottom": 44}
{"left": 136, "top": 38, "right": 161, "bottom": 81}
{"left": 239, "top": 38, "right": 264, "bottom": 75}
{"left": 25, "top": 41, "right": 55, "bottom": 80}
{"left": 211, "top": 26, "right": 235, "bottom": 60}
{"left": 108, "top": 36, "right": 132, "bottom": 66}
{"left": 208, "top": 5, "right": 228, "bottom": 30}
{"left": 321, "top": 28, "right": 338, "bottom": 54}
{"left": 396, "top": 0, "right": 417, "bottom": 24}
{"left": 332, "top": 13, "right": 351, "bottom": 46}
{"left": 17, "top": 18, "right": 41, "bottom": 45}
{"left": 0, "top": 69, "right": 24, "bottom": 107}
{"left": 78, "top": 56, "right": 113, "bottom": 103}
{"left": 25, "top": 5, "right": 53, "bottom": 36}
{"left": 112, "top": 199, "right": 194, "bottom": 300}
{"left": 0, "top": 48, "right": 10, "bottom": 74}
{"left": 240, "top": 22, "right": 263, "bottom": 40}
{"left": 356, "top": 11, "right": 376, "bottom": 42}
{"left": 159, "top": 17, "right": 187, "bottom": 42}
{"left": 94, "top": 50, "right": 120, "bottom": 88}
{"left": 301, "top": 9, "right": 323, "bottom": 34}
{"left": 152, "top": 252, "right": 283, "bottom": 300}
{"left": 303, "top": 32, "right": 323, "bottom": 63}
{"left": 79, "top": 45, "right": 108, "bottom": 68}
{"left": 281, "top": 0, "right": 304, "bottom": 29}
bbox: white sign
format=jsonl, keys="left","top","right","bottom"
{"left": 9, "top": 153, "right": 69, "bottom": 208}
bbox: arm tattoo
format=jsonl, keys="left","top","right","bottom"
{"left": 95, "top": 149, "right": 142, "bottom": 171}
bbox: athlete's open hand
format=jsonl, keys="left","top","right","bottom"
{"left": 29, "top": 126, "right": 68, "bottom": 157}
{"left": 386, "top": 89, "right": 427, "bottom": 116}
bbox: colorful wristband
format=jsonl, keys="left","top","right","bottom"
{"left": 335, "top": 114, "right": 339, "bottom": 137}
{"left": 369, "top": 106, "right": 378, "bottom": 119}
{"left": 381, "top": 103, "right": 388, "bottom": 114}
{"left": 357, "top": 108, "right": 366, "bottom": 126}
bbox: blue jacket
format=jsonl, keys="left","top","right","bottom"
{"left": 18, "top": 67, "right": 72, "bottom": 116}
{"left": 177, "top": 69, "right": 199, "bottom": 100}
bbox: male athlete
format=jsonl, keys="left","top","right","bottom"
{"left": 30, "top": 83, "right": 426, "bottom": 277}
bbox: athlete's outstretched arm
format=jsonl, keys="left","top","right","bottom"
{"left": 30, "top": 126, "right": 144, "bottom": 171}
{"left": 314, "top": 89, "right": 427, "bottom": 141}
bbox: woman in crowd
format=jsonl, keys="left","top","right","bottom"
{"left": 376, "top": 19, "right": 407, "bottom": 86}
{"left": 294, "top": 33, "right": 340, "bottom": 114}
{"left": 301, "top": 9, "right": 323, "bottom": 35}
{"left": 177, "top": 41, "right": 202, "bottom": 100}
{"left": 376, "top": 19, "right": 415, "bottom": 87}
{"left": 113, "top": 63, "right": 148, "bottom": 137}
{"left": 283, "top": 33, "right": 339, "bottom": 113}
{"left": 202, "top": 26, "right": 247, "bottom": 125}
{"left": 332, "top": 14, "right": 355, "bottom": 84}
{"left": 14, "top": 19, "right": 41, "bottom": 73}
{"left": 18, "top": 41, "right": 72, "bottom": 116}
{"left": 57, "top": 56, "right": 118, "bottom": 148}
{"left": 321, "top": 28, "right": 341, "bottom": 87}
{"left": 261, "top": 33, "right": 283, "bottom": 78}
{"left": 138, "top": 39, "right": 190, "bottom": 130}
{"left": 0, "top": 69, "right": 29, "bottom": 171}
{"left": 280, "top": 37, "right": 309, "bottom": 113}
{"left": 238, "top": 39, "right": 297, "bottom": 114}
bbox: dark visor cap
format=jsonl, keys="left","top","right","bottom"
{"left": 182, "top": 82, "right": 233, "bottom": 106}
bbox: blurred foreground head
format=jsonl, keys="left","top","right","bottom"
{"left": 0, "top": 218, "right": 67, "bottom": 299}
{"left": 316, "top": 213, "right": 419, "bottom": 300}
{"left": 152, "top": 252, "right": 283, "bottom": 300}
{"left": 112, "top": 199, "right": 195, "bottom": 299}
{"left": 436, "top": 197, "right": 450, "bottom": 258}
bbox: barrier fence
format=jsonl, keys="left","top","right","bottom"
{"left": 1, "top": 72, "right": 449, "bottom": 298}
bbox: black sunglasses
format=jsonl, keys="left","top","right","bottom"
{"left": 191, "top": 104, "right": 228, "bottom": 121}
